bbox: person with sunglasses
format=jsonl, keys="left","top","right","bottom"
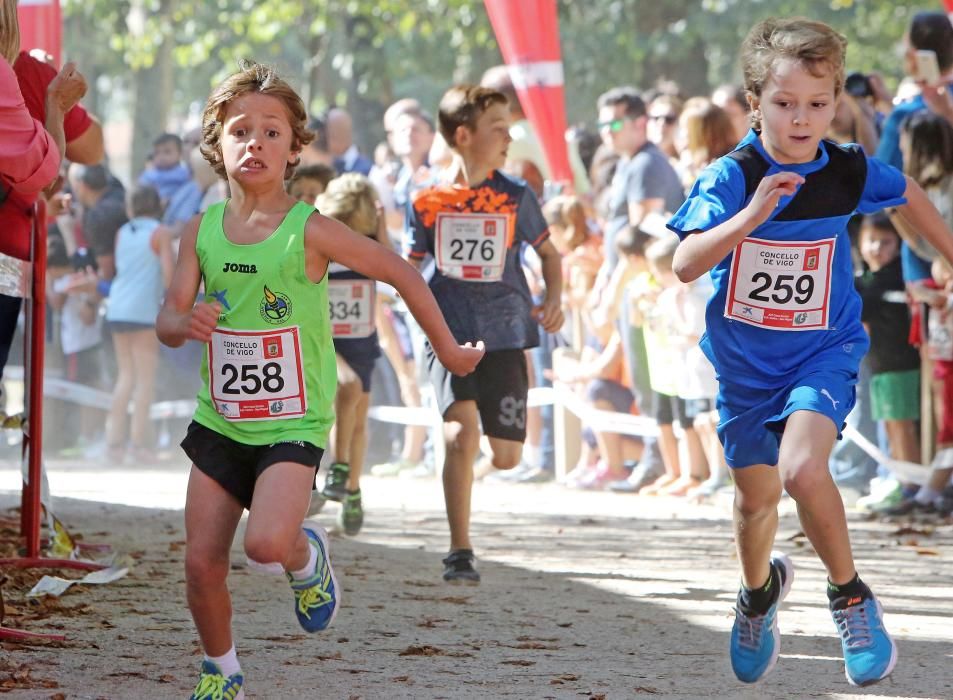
{"left": 595, "top": 87, "right": 684, "bottom": 274}
{"left": 647, "top": 93, "right": 684, "bottom": 163}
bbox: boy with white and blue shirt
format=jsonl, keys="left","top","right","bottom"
{"left": 669, "top": 18, "right": 953, "bottom": 688}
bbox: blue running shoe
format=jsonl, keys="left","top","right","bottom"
{"left": 729, "top": 551, "right": 793, "bottom": 683}
{"left": 287, "top": 524, "right": 340, "bottom": 632}
{"left": 190, "top": 660, "right": 244, "bottom": 700}
{"left": 831, "top": 594, "right": 897, "bottom": 686}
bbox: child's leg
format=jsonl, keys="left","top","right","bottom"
{"left": 778, "top": 410, "right": 855, "bottom": 585}
{"left": 442, "top": 400, "right": 482, "bottom": 552}
{"left": 524, "top": 350, "right": 542, "bottom": 465}
{"left": 323, "top": 355, "right": 362, "bottom": 501}
{"left": 128, "top": 329, "right": 159, "bottom": 450}
{"left": 347, "top": 392, "right": 371, "bottom": 492}
{"left": 106, "top": 331, "right": 135, "bottom": 450}
{"left": 731, "top": 463, "right": 783, "bottom": 590}
{"left": 243, "top": 462, "right": 316, "bottom": 572}
{"left": 184, "top": 467, "right": 244, "bottom": 657}
{"left": 332, "top": 355, "right": 362, "bottom": 465}
{"left": 884, "top": 418, "right": 921, "bottom": 464}
{"left": 377, "top": 308, "right": 425, "bottom": 466}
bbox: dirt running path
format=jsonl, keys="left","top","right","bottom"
{"left": 1, "top": 461, "right": 951, "bottom": 699}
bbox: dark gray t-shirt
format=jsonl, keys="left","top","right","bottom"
{"left": 405, "top": 170, "right": 549, "bottom": 352}
{"left": 604, "top": 142, "right": 684, "bottom": 268}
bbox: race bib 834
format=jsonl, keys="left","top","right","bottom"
{"left": 724, "top": 237, "right": 835, "bottom": 330}
{"left": 328, "top": 279, "right": 375, "bottom": 338}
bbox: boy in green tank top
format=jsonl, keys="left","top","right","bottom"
{"left": 156, "top": 63, "right": 484, "bottom": 700}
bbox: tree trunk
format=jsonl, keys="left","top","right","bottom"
{"left": 343, "top": 13, "right": 383, "bottom": 157}
{"left": 129, "top": 0, "right": 175, "bottom": 183}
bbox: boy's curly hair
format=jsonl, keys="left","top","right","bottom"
{"left": 200, "top": 62, "right": 313, "bottom": 180}
{"left": 741, "top": 18, "right": 847, "bottom": 130}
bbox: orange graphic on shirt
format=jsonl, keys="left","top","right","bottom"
{"left": 413, "top": 184, "right": 518, "bottom": 226}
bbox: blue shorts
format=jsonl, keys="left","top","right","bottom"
{"left": 716, "top": 368, "right": 857, "bottom": 468}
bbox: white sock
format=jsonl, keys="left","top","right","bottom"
{"left": 207, "top": 646, "right": 241, "bottom": 677}
{"left": 290, "top": 542, "right": 318, "bottom": 580}
{"left": 524, "top": 444, "right": 541, "bottom": 469}
{"left": 915, "top": 486, "right": 942, "bottom": 506}
{"left": 932, "top": 448, "right": 953, "bottom": 469}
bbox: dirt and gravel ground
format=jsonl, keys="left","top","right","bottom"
{"left": 1, "top": 457, "right": 951, "bottom": 699}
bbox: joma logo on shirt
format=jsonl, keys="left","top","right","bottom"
{"left": 222, "top": 262, "right": 258, "bottom": 274}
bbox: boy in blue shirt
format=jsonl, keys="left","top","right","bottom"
{"left": 668, "top": 18, "right": 953, "bottom": 687}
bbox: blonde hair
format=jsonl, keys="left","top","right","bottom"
{"left": 315, "top": 173, "right": 379, "bottom": 237}
{"left": 542, "top": 195, "right": 588, "bottom": 251}
{"left": 741, "top": 18, "right": 846, "bottom": 129}
{"left": 200, "top": 62, "right": 313, "bottom": 180}
{"left": 0, "top": 0, "right": 20, "bottom": 65}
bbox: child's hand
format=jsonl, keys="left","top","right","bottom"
{"left": 532, "top": 296, "right": 564, "bottom": 333}
{"left": 187, "top": 300, "right": 221, "bottom": 342}
{"left": 439, "top": 340, "right": 485, "bottom": 376}
{"left": 745, "top": 172, "right": 804, "bottom": 227}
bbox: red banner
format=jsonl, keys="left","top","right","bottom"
{"left": 17, "top": 0, "right": 62, "bottom": 65}
{"left": 484, "top": 0, "right": 573, "bottom": 188}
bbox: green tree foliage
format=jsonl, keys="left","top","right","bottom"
{"left": 62, "top": 0, "right": 913, "bottom": 179}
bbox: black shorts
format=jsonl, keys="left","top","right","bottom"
{"left": 180, "top": 421, "right": 324, "bottom": 509}
{"left": 426, "top": 344, "right": 528, "bottom": 442}
{"left": 651, "top": 391, "right": 688, "bottom": 429}
{"left": 337, "top": 351, "right": 377, "bottom": 393}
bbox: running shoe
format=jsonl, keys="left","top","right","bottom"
{"left": 855, "top": 478, "right": 904, "bottom": 513}
{"left": 189, "top": 660, "right": 244, "bottom": 700}
{"left": 340, "top": 490, "right": 364, "bottom": 536}
{"left": 831, "top": 594, "right": 897, "bottom": 686}
{"left": 287, "top": 525, "right": 339, "bottom": 632}
{"left": 442, "top": 548, "right": 480, "bottom": 584}
{"left": 321, "top": 463, "right": 350, "bottom": 502}
{"left": 306, "top": 490, "right": 326, "bottom": 517}
{"left": 882, "top": 497, "right": 936, "bottom": 518}
{"left": 729, "top": 551, "right": 793, "bottom": 683}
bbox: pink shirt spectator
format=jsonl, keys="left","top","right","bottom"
{"left": 0, "top": 54, "right": 59, "bottom": 197}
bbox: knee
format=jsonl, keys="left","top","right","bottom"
{"left": 185, "top": 548, "right": 230, "bottom": 589}
{"left": 734, "top": 482, "right": 782, "bottom": 518}
{"left": 336, "top": 377, "right": 362, "bottom": 405}
{"left": 445, "top": 421, "right": 480, "bottom": 455}
{"left": 243, "top": 533, "right": 292, "bottom": 568}
{"left": 491, "top": 449, "right": 522, "bottom": 470}
{"left": 781, "top": 458, "right": 830, "bottom": 500}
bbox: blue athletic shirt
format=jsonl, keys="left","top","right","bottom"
{"left": 667, "top": 130, "right": 908, "bottom": 390}
{"left": 405, "top": 170, "right": 549, "bottom": 352}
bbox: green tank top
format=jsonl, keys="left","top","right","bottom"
{"left": 192, "top": 200, "right": 337, "bottom": 447}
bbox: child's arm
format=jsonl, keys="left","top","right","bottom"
{"left": 307, "top": 215, "right": 484, "bottom": 376}
{"left": 532, "top": 239, "right": 564, "bottom": 333}
{"left": 891, "top": 176, "right": 953, "bottom": 264}
{"left": 672, "top": 171, "right": 804, "bottom": 282}
{"left": 156, "top": 217, "right": 220, "bottom": 347}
